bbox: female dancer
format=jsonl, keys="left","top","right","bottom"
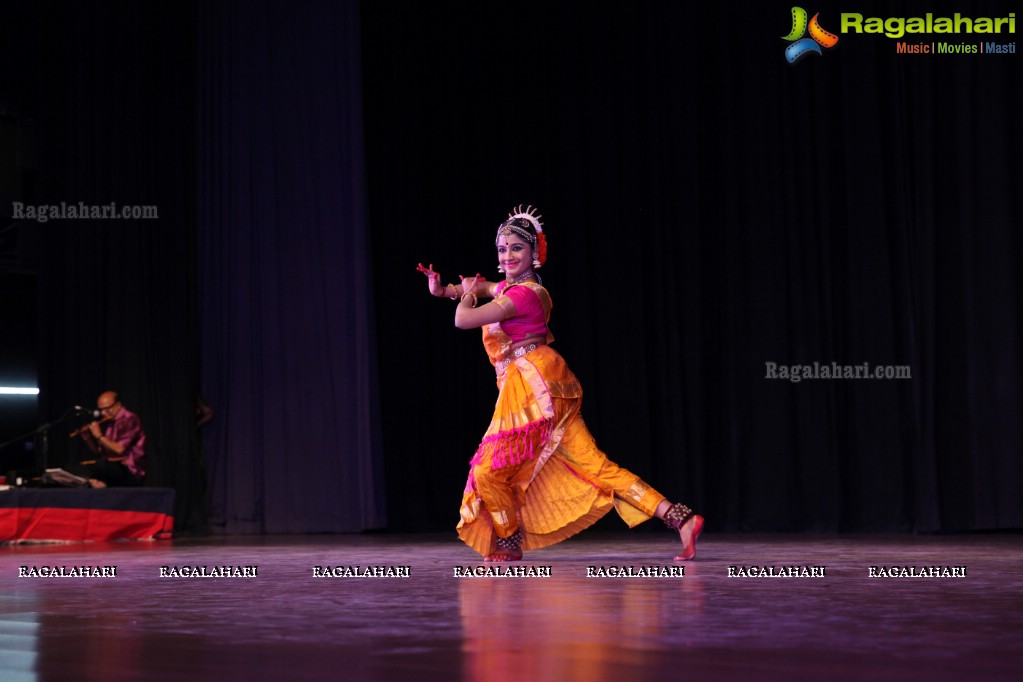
{"left": 418, "top": 205, "right": 703, "bottom": 562}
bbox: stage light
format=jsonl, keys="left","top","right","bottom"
{"left": 0, "top": 387, "right": 39, "bottom": 395}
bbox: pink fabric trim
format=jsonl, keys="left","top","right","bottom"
{"left": 559, "top": 459, "right": 602, "bottom": 492}
{"left": 471, "top": 417, "right": 554, "bottom": 470}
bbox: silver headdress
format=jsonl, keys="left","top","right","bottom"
{"left": 506, "top": 204, "right": 543, "bottom": 234}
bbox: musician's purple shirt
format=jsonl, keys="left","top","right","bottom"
{"left": 102, "top": 406, "right": 146, "bottom": 480}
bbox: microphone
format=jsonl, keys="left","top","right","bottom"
{"left": 74, "top": 405, "right": 102, "bottom": 419}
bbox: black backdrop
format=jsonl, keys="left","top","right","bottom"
{"left": 7, "top": 1, "right": 1021, "bottom": 534}
{"left": 363, "top": 0, "right": 1022, "bottom": 533}
{"left": 4, "top": 1, "right": 205, "bottom": 530}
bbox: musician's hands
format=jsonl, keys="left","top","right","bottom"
{"left": 88, "top": 422, "right": 103, "bottom": 439}
{"left": 417, "top": 263, "right": 446, "bottom": 297}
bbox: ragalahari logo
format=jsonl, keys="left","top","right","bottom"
{"left": 783, "top": 7, "right": 839, "bottom": 63}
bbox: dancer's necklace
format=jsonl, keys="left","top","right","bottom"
{"left": 507, "top": 271, "right": 536, "bottom": 285}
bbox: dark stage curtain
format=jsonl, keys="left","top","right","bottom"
{"left": 5, "top": 2, "right": 206, "bottom": 531}
{"left": 361, "top": 1, "right": 1022, "bottom": 533}
{"left": 197, "top": 0, "right": 385, "bottom": 533}
{"left": 11, "top": 0, "right": 1018, "bottom": 538}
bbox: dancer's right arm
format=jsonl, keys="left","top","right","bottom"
{"left": 417, "top": 263, "right": 495, "bottom": 299}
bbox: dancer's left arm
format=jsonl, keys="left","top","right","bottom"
{"left": 454, "top": 274, "right": 513, "bottom": 329}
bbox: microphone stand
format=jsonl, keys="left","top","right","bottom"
{"left": 0, "top": 407, "right": 84, "bottom": 484}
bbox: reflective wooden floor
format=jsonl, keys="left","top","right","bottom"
{"left": 2, "top": 532, "right": 1021, "bottom": 681}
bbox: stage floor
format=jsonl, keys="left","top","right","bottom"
{"left": 1, "top": 532, "right": 1021, "bottom": 681}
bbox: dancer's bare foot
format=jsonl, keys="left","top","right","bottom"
{"left": 484, "top": 547, "right": 523, "bottom": 562}
{"left": 485, "top": 530, "right": 523, "bottom": 562}
{"left": 675, "top": 514, "right": 704, "bottom": 561}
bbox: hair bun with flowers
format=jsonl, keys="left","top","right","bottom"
{"left": 496, "top": 204, "right": 548, "bottom": 267}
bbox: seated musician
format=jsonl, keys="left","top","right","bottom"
{"left": 76, "top": 391, "right": 146, "bottom": 488}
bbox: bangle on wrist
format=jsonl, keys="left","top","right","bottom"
{"left": 460, "top": 291, "right": 477, "bottom": 308}
{"left": 448, "top": 284, "right": 459, "bottom": 300}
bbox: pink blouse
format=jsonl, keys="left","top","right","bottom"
{"left": 496, "top": 283, "right": 549, "bottom": 342}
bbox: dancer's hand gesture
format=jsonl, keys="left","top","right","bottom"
{"left": 416, "top": 263, "right": 446, "bottom": 297}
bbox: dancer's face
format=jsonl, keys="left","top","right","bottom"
{"left": 497, "top": 234, "right": 534, "bottom": 279}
